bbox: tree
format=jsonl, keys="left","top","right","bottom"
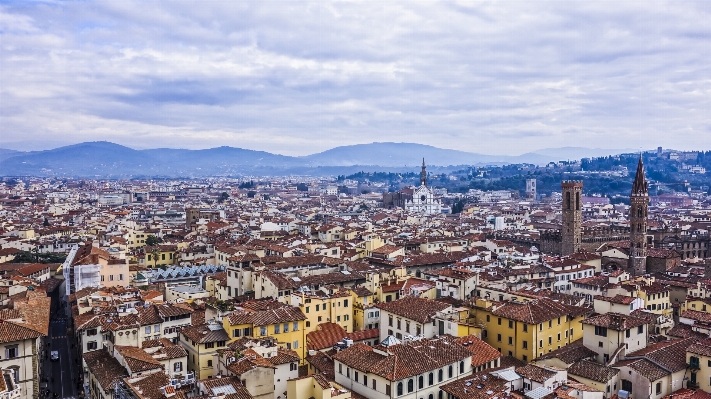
{"left": 218, "top": 192, "right": 229, "bottom": 203}
{"left": 145, "top": 235, "right": 163, "bottom": 247}
{"left": 43, "top": 218, "right": 50, "bottom": 227}
{"left": 150, "top": 247, "right": 161, "bottom": 268}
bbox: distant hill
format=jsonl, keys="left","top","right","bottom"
{"left": 0, "top": 141, "right": 641, "bottom": 177}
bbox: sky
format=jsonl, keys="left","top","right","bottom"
{"left": 1, "top": 1, "right": 710, "bottom": 156}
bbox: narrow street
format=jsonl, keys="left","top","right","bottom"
{"left": 42, "top": 305, "right": 79, "bottom": 399}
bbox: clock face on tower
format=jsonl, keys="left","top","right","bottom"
{"left": 421, "top": 195, "right": 427, "bottom": 202}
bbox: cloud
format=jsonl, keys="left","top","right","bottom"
{"left": 0, "top": 1, "right": 710, "bottom": 155}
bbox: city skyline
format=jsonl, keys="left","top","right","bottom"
{"left": 2, "top": 1, "right": 711, "bottom": 155}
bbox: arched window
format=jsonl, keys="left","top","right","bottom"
{"left": 438, "top": 369, "right": 443, "bottom": 382}
{"left": 439, "top": 391, "right": 444, "bottom": 399}
{"left": 448, "top": 365, "right": 453, "bottom": 378}
{"left": 418, "top": 375, "right": 424, "bottom": 389}
{"left": 397, "top": 382, "right": 403, "bottom": 396}
{"left": 429, "top": 394, "right": 434, "bottom": 399}
{"left": 460, "top": 361, "right": 465, "bottom": 373}
{"left": 408, "top": 379, "right": 414, "bottom": 393}
{"left": 566, "top": 192, "right": 571, "bottom": 210}
{"left": 428, "top": 372, "right": 434, "bottom": 385}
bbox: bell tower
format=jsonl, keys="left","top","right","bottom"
{"left": 629, "top": 156, "right": 649, "bottom": 276}
{"left": 420, "top": 158, "right": 427, "bottom": 186}
{"left": 561, "top": 181, "right": 583, "bottom": 256}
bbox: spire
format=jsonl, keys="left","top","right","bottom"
{"left": 631, "top": 155, "right": 648, "bottom": 196}
{"left": 420, "top": 158, "right": 427, "bottom": 186}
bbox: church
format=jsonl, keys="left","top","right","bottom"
{"left": 404, "top": 159, "right": 442, "bottom": 215}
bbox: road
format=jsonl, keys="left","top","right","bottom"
{"left": 42, "top": 313, "right": 78, "bottom": 399}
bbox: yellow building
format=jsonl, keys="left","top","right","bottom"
{"left": 472, "top": 298, "right": 591, "bottom": 362}
{"left": 687, "top": 341, "right": 711, "bottom": 391}
{"left": 630, "top": 278, "right": 672, "bottom": 317}
{"left": 127, "top": 230, "right": 148, "bottom": 249}
{"left": 350, "top": 286, "right": 376, "bottom": 331}
{"left": 179, "top": 323, "right": 230, "bottom": 379}
{"left": 144, "top": 244, "right": 178, "bottom": 267}
{"left": 284, "top": 288, "right": 354, "bottom": 335}
{"left": 684, "top": 297, "right": 711, "bottom": 313}
{"left": 223, "top": 305, "right": 307, "bottom": 362}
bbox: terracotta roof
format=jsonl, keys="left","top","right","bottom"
{"left": 515, "top": 364, "right": 555, "bottom": 383}
{"left": 534, "top": 339, "right": 597, "bottom": 365}
{"left": 180, "top": 323, "right": 229, "bottom": 344}
{"left": 568, "top": 359, "right": 618, "bottom": 383}
{"left": 375, "top": 296, "right": 450, "bottom": 324}
{"left": 581, "top": 313, "right": 648, "bottom": 331}
{"left": 440, "top": 372, "right": 509, "bottom": 399}
{"left": 115, "top": 345, "right": 163, "bottom": 373}
{"left": 453, "top": 335, "right": 501, "bottom": 367}
{"left": 491, "top": 297, "right": 591, "bottom": 324}
{"left": 84, "top": 350, "right": 128, "bottom": 391}
{"left": 332, "top": 336, "right": 471, "bottom": 381}
{"left": 225, "top": 306, "right": 306, "bottom": 327}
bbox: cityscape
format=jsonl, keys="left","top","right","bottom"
{"left": 1, "top": 2, "right": 711, "bottom": 399}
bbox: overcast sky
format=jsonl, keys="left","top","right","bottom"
{"left": 1, "top": 1, "right": 710, "bottom": 155}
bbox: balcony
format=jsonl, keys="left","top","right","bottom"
{"left": 687, "top": 381, "right": 699, "bottom": 389}
{"left": 687, "top": 362, "right": 700, "bottom": 370}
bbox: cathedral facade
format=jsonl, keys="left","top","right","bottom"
{"left": 404, "top": 159, "right": 442, "bottom": 215}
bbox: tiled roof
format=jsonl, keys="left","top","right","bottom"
{"left": 267, "top": 348, "right": 300, "bottom": 365}
{"left": 332, "top": 336, "right": 471, "bottom": 381}
{"left": 115, "top": 345, "right": 163, "bottom": 373}
{"left": 453, "top": 335, "right": 500, "bottom": 367}
{"left": 612, "top": 358, "right": 668, "bottom": 381}
{"left": 491, "top": 297, "right": 591, "bottom": 324}
{"left": 625, "top": 337, "right": 696, "bottom": 373}
{"left": 515, "top": 364, "right": 555, "bottom": 383}
{"left": 181, "top": 323, "right": 229, "bottom": 343}
{"left": 567, "top": 360, "right": 618, "bottom": 383}
{"left": 306, "top": 351, "right": 335, "bottom": 380}
{"left": 226, "top": 306, "right": 306, "bottom": 327}
{"left": 533, "top": 339, "right": 597, "bottom": 365}
{"left": 375, "top": 296, "right": 450, "bottom": 324}
{"left": 440, "top": 372, "right": 509, "bottom": 399}
{"left": 123, "top": 371, "right": 171, "bottom": 399}
{"left": 581, "top": 313, "right": 648, "bottom": 331}
{"left": 84, "top": 350, "right": 128, "bottom": 391}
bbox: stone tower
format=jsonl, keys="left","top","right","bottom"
{"left": 561, "top": 181, "right": 583, "bottom": 256}
{"left": 420, "top": 158, "right": 427, "bottom": 186}
{"left": 526, "top": 179, "right": 537, "bottom": 199}
{"left": 629, "top": 156, "right": 649, "bottom": 276}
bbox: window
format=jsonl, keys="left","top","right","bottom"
{"left": 109, "top": 274, "right": 114, "bottom": 281}
{"left": 174, "top": 362, "right": 182, "bottom": 372}
{"left": 344, "top": 299, "right": 348, "bottom": 307}
{"left": 418, "top": 375, "right": 424, "bottom": 389}
{"left": 389, "top": 316, "right": 393, "bottom": 327}
{"left": 497, "top": 334, "right": 502, "bottom": 342}
{"left": 498, "top": 318, "right": 502, "bottom": 325}
{"left": 522, "top": 341, "right": 528, "bottom": 349}
{"left": 260, "top": 326, "right": 267, "bottom": 336}
{"left": 339, "top": 363, "right": 342, "bottom": 374}
{"left": 373, "top": 380, "right": 377, "bottom": 390}
{"left": 486, "top": 315, "right": 490, "bottom": 322}
{"left": 145, "top": 326, "right": 152, "bottom": 334}
{"left": 594, "top": 326, "right": 607, "bottom": 337}
{"left": 508, "top": 320, "right": 513, "bottom": 328}
{"left": 316, "top": 304, "right": 320, "bottom": 311}
{"left": 207, "top": 360, "right": 212, "bottom": 367}
{"left": 87, "top": 328, "right": 97, "bottom": 336}
{"left": 508, "top": 337, "right": 513, "bottom": 345}
{"left": 626, "top": 329, "right": 631, "bottom": 338}
{"left": 522, "top": 324, "right": 528, "bottom": 332}
{"left": 638, "top": 325, "right": 644, "bottom": 334}
{"left": 217, "top": 341, "right": 225, "bottom": 347}
{"left": 438, "top": 369, "right": 443, "bottom": 382}
{"left": 355, "top": 371, "right": 359, "bottom": 381}
{"left": 306, "top": 307, "right": 310, "bottom": 313}
{"left": 293, "top": 341, "right": 299, "bottom": 349}
{"left": 460, "top": 361, "right": 465, "bottom": 373}
{"left": 204, "top": 342, "right": 214, "bottom": 349}
{"left": 656, "top": 382, "right": 661, "bottom": 395}
{"left": 154, "top": 325, "right": 160, "bottom": 333}
{"left": 233, "top": 329, "right": 241, "bottom": 338}
{"left": 397, "top": 382, "right": 403, "bottom": 396}
{"left": 448, "top": 365, "right": 453, "bottom": 378}
{"left": 283, "top": 323, "right": 289, "bottom": 333}
{"left": 87, "top": 341, "right": 97, "bottom": 350}
{"left": 428, "top": 372, "right": 434, "bottom": 385}
{"left": 622, "top": 379, "right": 633, "bottom": 393}
{"left": 293, "top": 322, "right": 299, "bottom": 331}
{"left": 407, "top": 379, "right": 414, "bottom": 393}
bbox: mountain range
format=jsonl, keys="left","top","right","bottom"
{"left": 0, "top": 141, "right": 636, "bottom": 177}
